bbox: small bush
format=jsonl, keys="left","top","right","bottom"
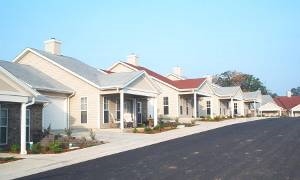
{"left": 64, "top": 128, "right": 72, "bottom": 138}
{"left": 49, "top": 141, "right": 63, "bottom": 153}
{"left": 89, "top": 129, "right": 96, "bottom": 140}
{"left": 10, "top": 144, "right": 20, "bottom": 153}
{"left": 31, "top": 143, "right": 41, "bottom": 154}
{"left": 144, "top": 127, "right": 153, "bottom": 134}
{"left": 153, "top": 124, "right": 162, "bottom": 131}
{"left": 133, "top": 128, "right": 138, "bottom": 133}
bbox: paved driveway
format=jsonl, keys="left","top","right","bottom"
{"left": 19, "top": 117, "right": 300, "bottom": 180}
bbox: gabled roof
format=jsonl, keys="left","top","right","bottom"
{"left": 213, "top": 86, "right": 241, "bottom": 97}
{"left": 261, "top": 95, "right": 275, "bottom": 105}
{"left": 121, "top": 62, "right": 206, "bottom": 90}
{"left": 99, "top": 71, "right": 145, "bottom": 89}
{"left": 0, "top": 60, "right": 73, "bottom": 94}
{"left": 173, "top": 78, "right": 206, "bottom": 89}
{"left": 243, "top": 90, "right": 261, "bottom": 101}
{"left": 274, "top": 96, "right": 300, "bottom": 110}
{"left": 14, "top": 49, "right": 150, "bottom": 90}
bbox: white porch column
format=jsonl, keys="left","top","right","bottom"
{"left": 193, "top": 92, "right": 197, "bottom": 118}
{"left": 20, "top": 103, "right": 27, "bottom": 155}
{"left": 120, "top": 91, "right": 124, "bottom": 130}
{"left": 230, "top": 98, "right": 234, "bottom": 117}
{"left": 241, "top": 101, "right": 245, "bottom": 116}
{"left": 133, "top": 98, "right": 137, "bottom": 127}
{"left": 153, "top": 97, "right": 158, "bottom": 126}
{"left": 291, "top": 110, "right": 294, "bottom": 117}
{"left": 279, "top": 110, "right": 282, "bottom": 117}
{"left": 253, "top": 101, "right": 257, "bottom": 117}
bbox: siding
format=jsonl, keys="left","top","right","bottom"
{"left": 17, "top": 52, "right": 100, "bottom": 128}
{"left": 0, "top": 71, "right": 32, "bottom": 96}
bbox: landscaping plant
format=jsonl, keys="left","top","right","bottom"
{"left": 10, "top": 144, "right": 20, "bottom": 153}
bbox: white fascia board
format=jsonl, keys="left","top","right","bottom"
{"left": 123, "top": 88, "right": 158, "bottom": 98}
{"left": 108, "top": 61, "right": 137, "bottom": 72}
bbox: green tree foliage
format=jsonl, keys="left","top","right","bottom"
{"left": 213, "top": 71, "right": 271, "bottom": 95}
{"left": 291, "top": 87, "right": 300, "bottom": 96}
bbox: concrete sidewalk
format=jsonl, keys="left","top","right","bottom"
{"left": 0, "top": 117, "right": 266, "bottom": 180}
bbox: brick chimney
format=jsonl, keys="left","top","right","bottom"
{"left": 44, "top": 38, "right": 62, "bottom": 55}
{"left": 127, "top": 53, "right": 139, "bottom": 66}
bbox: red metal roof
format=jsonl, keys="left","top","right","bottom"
{"left": 173, "top": 78, "right": 206, "bottom": 89}
{"left": 123, "top": 62, "right": 206, "bottom": 89}
{"left": 274, "top": 96, "right": 300, "bottom": 110}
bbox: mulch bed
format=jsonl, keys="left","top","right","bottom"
{"left": 0, "top": 157, "right": 23, "bottom": 164}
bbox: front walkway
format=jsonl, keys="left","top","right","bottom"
{"left": 0, "top": 117, "right": 266, "bottom": 180}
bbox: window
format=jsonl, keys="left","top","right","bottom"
{"left": 163, "top": 97, "right": 169, "bottom": 115}
{"left": 103, "top": 97, "right": 109, "bottom": 123}
{"left": 116, "top": 98, "right": 120, "bottom": 122}
{"left": 186, "top": 100, "right": 189, "bottom": 115}
{"left": 0, "top": 106, "right": 8, "bottom": 145}
{"left": 137, "top": 102, "right": 142, "bottom": 124}
{"left": 206, "top": 101, "right": 211, "bottom": 115}
{"left": 81, "top": 97, "right": 87, "bottom": 123}
{"left": 26, "top": 109, "right": 30, "bottom": 142}
{"left": 180, "top": 106, "right": 183, "bottom": 115}
{"left": 234, "top": 103, "right": 238, "bottom": 115}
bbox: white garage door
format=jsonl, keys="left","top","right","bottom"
{"left": 43, "top": 96, "right": 67, "bottom": 130}
{"left": 294, "top": 112, "right": 300, "bottom": 117}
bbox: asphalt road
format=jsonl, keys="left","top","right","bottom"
{"left": 19, "top": 118, "right": 300, "bottom": 180}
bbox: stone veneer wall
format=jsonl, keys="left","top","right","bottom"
{"left": 0, "top": 102, "right": 43, "bottom": 149}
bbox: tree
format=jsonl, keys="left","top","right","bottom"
{"left": 291, "top": 87, "right": 300, "bottom": 96}
{"left": 213, "top": 70, "right": 271, "bottom": 95}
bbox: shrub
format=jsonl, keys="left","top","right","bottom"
{"left": 153, "top": 124, "right": 162, "bottom": 131}
{"left": 133, "top": 128, "right": 138, "bottom": 133}
{"left": 10, "top": 144, "right": 20, "bottom": 153}
{"left": 144, "top": 127, "right": 153, "bottom": 134}
{"left": 64, "top": 128, "right": 72, "bottom": 138}
{"left": 89, "top": 129, "right": 96, "bottom": 141}
{"left": 49, "top": 141, "right": 63, "bottom": 153}
{"left": 31, "top": 143, "right": 41, "bottom": 154}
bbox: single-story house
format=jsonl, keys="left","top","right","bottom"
{"left": 259, "top": 95, "right": 282, "bottom": 117}
{"left": 13, "top": 39, "right": 160, "bottom": 130}
{"left": 274, "top": 95, "right": 300, "bottom": 117}
{"left": 108, "top": 56, "right": 248, "bottom": 119}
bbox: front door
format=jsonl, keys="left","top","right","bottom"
{"left": 137, "top": 102, "right": 142, "bottom": 124}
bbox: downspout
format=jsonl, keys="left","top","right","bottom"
{"left": 20, "top": 97, "right": 35, "bottom": 155}
{"left": 26, "top": 97, "right": 36, "bottom": 107}
{"left": 67, "top": 92, "right": 76, "bottom": 129}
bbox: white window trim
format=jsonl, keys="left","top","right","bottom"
{"left": 103, "top": 96, "right": 109, "bottom": 124}
{"left": 80, "top": 97, "right": 88, "bottom": 124}
{"left": 206, "top": 101, "right": 211, "bottom": 115}
{"left": 115, "top": 98, "right": 120, "bottom": 122}
{"left": 26, "top": 109, "right": 30, "bottom": 143}
{"left": 163, "top": 97, "right": 169, "bottom": 115}
{"left": 0, "top": 106, "right": 8, "bottom": 145}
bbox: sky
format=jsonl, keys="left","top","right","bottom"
{"left": 0, "top": 0, "right": 299, "bottom": 95}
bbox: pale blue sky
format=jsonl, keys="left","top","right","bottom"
{"left": 0, "top": 0, "right": 299, "bottom": 95}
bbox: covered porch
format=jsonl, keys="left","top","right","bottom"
{"left": 100, "top": 90, "right": 158, "bottom": 129}
{"left": 178, "top": 91, "right": 211, "bottom": 118}
{"left": 219, "top": 97, "right": 245, "bottom": 117}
